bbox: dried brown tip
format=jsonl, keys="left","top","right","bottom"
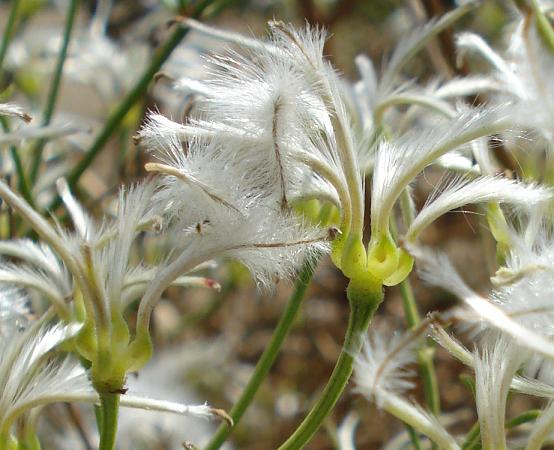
{"left": 182, "top": 442, "right": 198, "bottom": 450}
{"left": 328, "top": 227, "right": 341, "bottom": 240}
{"left": 138, "top": 215, "right": 163, "bottom": 233}
{"left": 204, "top": 278, "right": 221, "bottom": 292}
{"left": 21, "top": 113, "right": 32, "bottom": 123}
{"left": 167, "top": 16, "right": 188, "bottom": 28}
{"left": 149, "top": 215, "right": 164, "bottom": 233}
{"left": 267, "top": 19, "right": 286, "bottom": 29}
{"left": 209, "top": 407, "right": 234, "bottom": 427}
{"left": 132, "top": 134, "right": 142, "bottom": 146}
{"left": 154, "top": 72, "right": 176, "bottom": 84}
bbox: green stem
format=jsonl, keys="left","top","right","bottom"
{"left": 530, "top": 0, "right": 554, "bottom": 54}
{"left": 28, "top": 0, "right": 79, "bottom": 183}
{"left": 98, "top": 392, "right": 120, "bottom": 450}
{"left": 277, "top": 279, "right": 383, "bottom": 449}
{"left": 461, "top": 409, "right": 540, "bottom": 450}
{"left": 0, "top": 0, "right": 20, "bottom": 74}
{"left": 399, "top": 279, "right": 440, "bottom": 416}
{"left": 398, "top": 279, "right": 437, "bottom": 450}
{"left": 406, "top": 426, "right": 424, "bottom": 450}
{"left": 204, "top": 259, "right": 317, "bottom": 450}
{"left": 48, "top": 9, "right": 205, "bottom": 212}
{"left": 0, "top": 117, "right": 34, "bottom": 207}
{"left": 390, "top": 200, "right": 439, "bottom": 450}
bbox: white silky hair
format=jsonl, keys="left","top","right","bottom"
{"left": 141, "top": 19, "right": 361, "bottom": 236}
{"left": 353, "top": 328, "right": 459, "bottom": 450}
{"left": 148, "top": 133, "right": 330, "bottom": 287}
{"left": 0, "top": 102, "right": 31, "bottom": 122}
{"left": 0, "top": 288, "right": 29, "bottom": 338}
{"left": 457, "top": 17, "right": 554, "bottom": 141}
{"left": 371, "top": 105, "right": 512, "bottom": 234}
{"left": 0, "top": 263, "right": 70, "bottom": 312}
{"left": 414, "top": 246, "right": 554, "bottom": 360}
{"left": 141, "top": 22, "right": 348, "bottom": 211}
{"left": 0, "top": 239, "right": 70, "bottom": 288}
{"left": 406, "top": 175, "right": 553, "bottom": 242}
{"left": 0, "top": 322, "right": 93, "bottom": 432}
{"left": 473, "top": 335, "right": 526, "bottom": 450}
{"left": 353, "top": 330, "right": 419, "bottom": 408}
{"left": 96, "top": 182, "right": 157, "bottom": 309}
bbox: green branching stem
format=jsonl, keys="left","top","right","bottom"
{"left": 98, "top": 392, "right": 120, "bottom": 450}
{"left": 277, "top": 279, "right": 383, "bottom": 449}
{"left": 47, "top": 8, "right": 206, "bottom": 212}
{"left": 391, "top": 203, "right": 440, "bottom": 450}
{"left": 0, "top": 0, "right": 20, "bottom": 73}
{"left": 399, "top": 279, "right": 440, "bottom": 415}
{"left": 461, "top": 409, "right": 540, "bottom": 450}
{"left": 407, "top": 426, "right": 425, "bottom": 450}
{"left": 0, "top": 117, "right": 34, "bottom": 207}
{"left": 29, "top": 0, "right": 80, "bottom": 183}
{"left": 204, "top": 259, "right": 318, "bottom": 450}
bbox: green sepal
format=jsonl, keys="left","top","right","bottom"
{"left": 125, "top": 330, "right": 153, "bottom": 372}
{"left": 110, "top": 309, "right": 131, "bottom": 358}
{"left": 0, "top": 433, "right": 17, "bottom": 450}
{"left": 75, "top": 319, "right": 97, "bottom": 362}
{"left": 367, "top": 232, "right": 399, "bottom": 280}
{"left": 340, "top": 234, "right": 367, "bottom": 279}
{"left": 383, "top": 249, "right": 414, "bottom": 286}
{"left": 330, "top": 230, "right": 347, "bottom": 269}
{"left": 486, "top": 202, "right": 511, "bottom": 263}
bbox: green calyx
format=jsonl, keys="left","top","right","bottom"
{"left": 76, "top": 306, "right": 152, "bottom": 393}
{"left": 366, "top": 232, "right": 413, "bottom": 286}
{"left": 331, "top": 230, "right": 413, "bottom": 287}
{"left": 383, "top": 248, "right": 414, "bottom": 287}
{"left": 340, "top": 234, "right": 367, "bottom": 279}
{"left": 367, "top": 232, "right": 399, "bottom": 280}
{"left": 125, "top": 330, "right": 153, "bottom": 372}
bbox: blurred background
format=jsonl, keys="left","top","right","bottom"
{"left": 0, "top": 0, "right": 528, "bottom": 448}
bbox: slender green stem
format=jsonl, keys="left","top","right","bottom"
{"left": 98, "top": 392, "right": 120, "bottom": 450}
{"left": 277, "top": 280, "right": 383, "bottom": 449}
{"left": 406, "top": 426, "right": 424, "bottom": 450}
{"left": 0, "top": 0, "right": 20, "bottom": 74}
{"left": 0, "top": 117, "right": 33, "bottom": 207}
{"left": 28, "top": 0, "right": 80, "bottom": 182}
{"left": 47, "top": 10, "right": 205, "bottom": 212}
{"left": 0, "top": 0, "right": 31, "bottom": 210}
{"left": 204, "top": 259, "right": 317, "bottom": 450}
{"left": 391, "top": 203, "right": 440, "bottom": 450}
{"left": 399, "top": 279, "right": 440, "bottom": 416}
{"left": 398, "top": 278, "right": 439, "bottom": 450}
{"left": 531, "top": 0, "right": 554, "bottom": 54}
{"left": 462, "top": 410, "right": 540, "bottom": 450}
